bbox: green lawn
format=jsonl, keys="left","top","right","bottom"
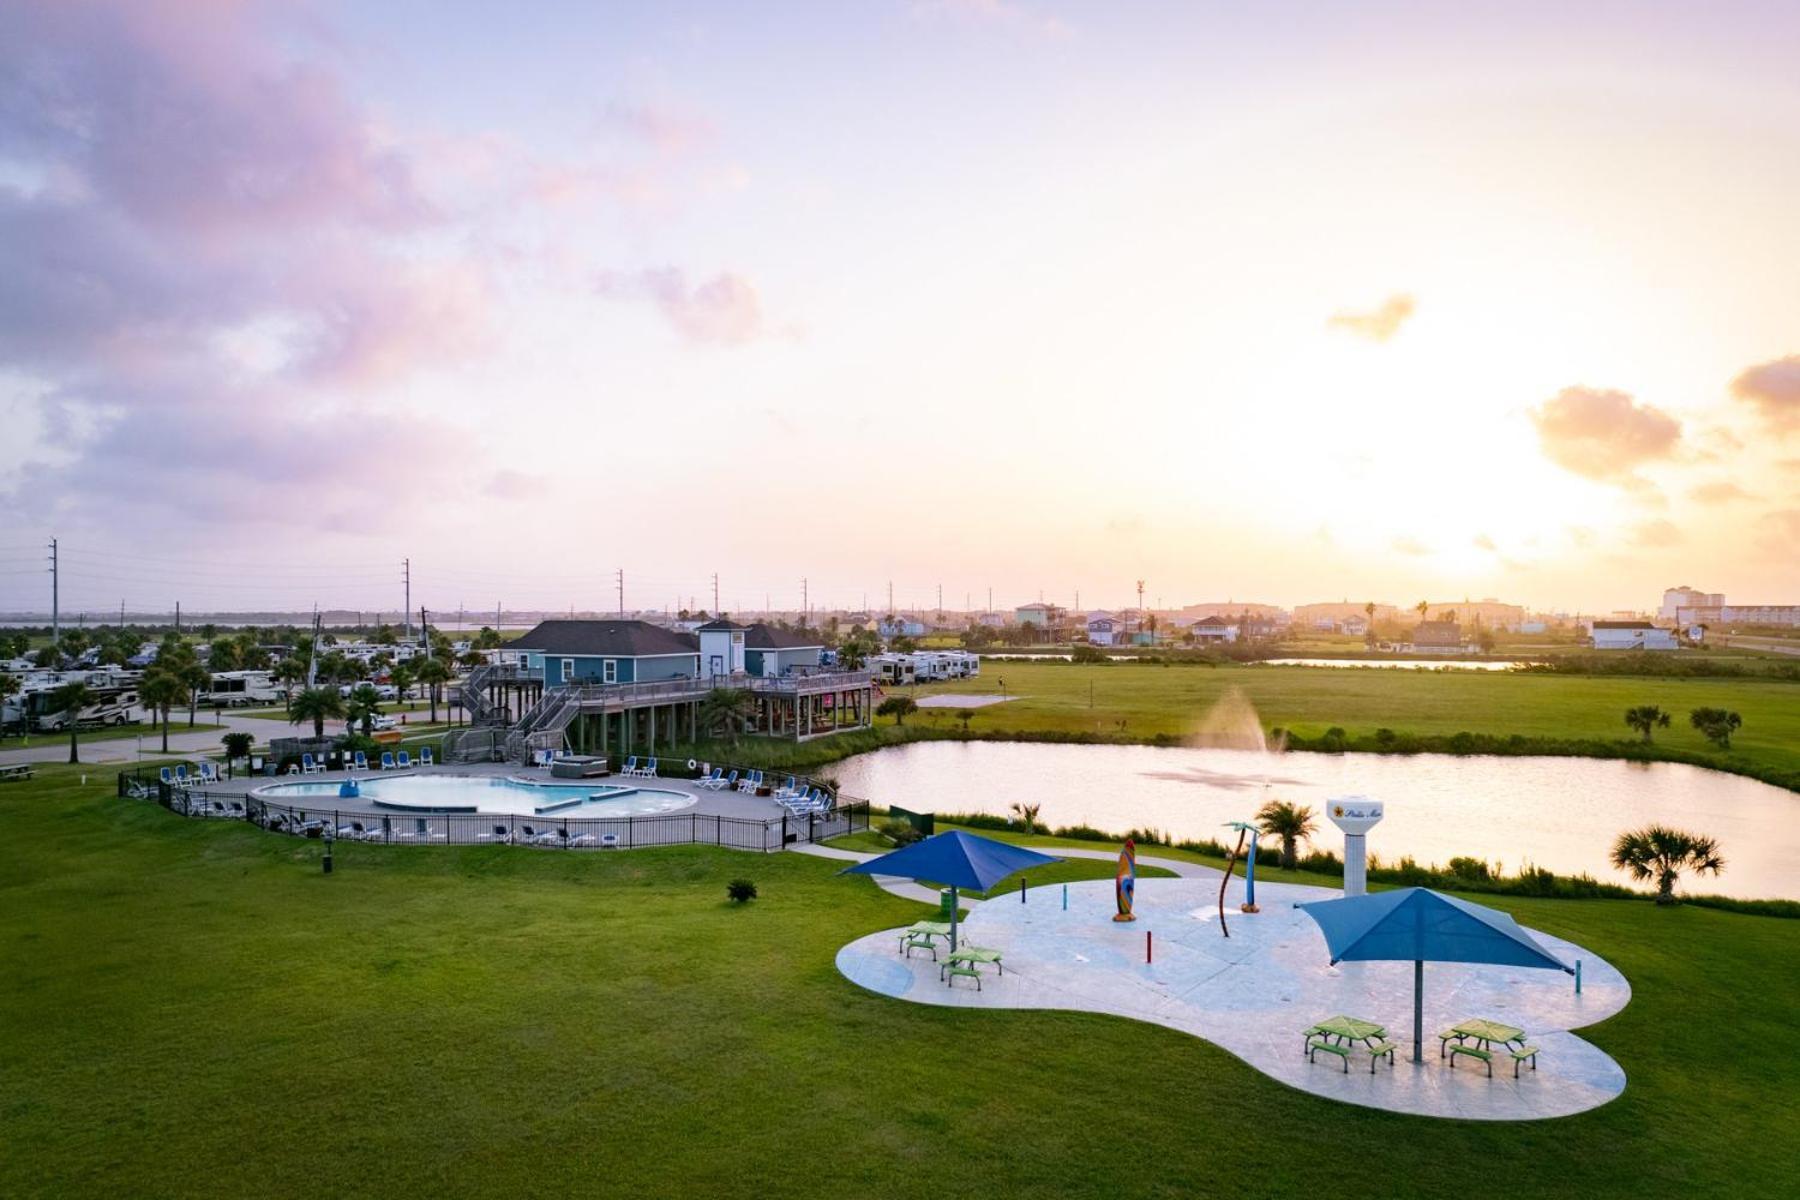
{"left": 4, "top": 721, "right": 225, "bottom": 751}
{"left": 3, "top": 765, "right": 1797, "bottom": 1198}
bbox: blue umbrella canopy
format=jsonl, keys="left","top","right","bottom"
{"left": 841, "top": 829, "right": 1061, "bottom": 892}
{"left": 1296, "top": 888, "right": 1570, "bottom": 1063}
{"left": 1297, "top": 887, "right": 1571, "bottom": 973}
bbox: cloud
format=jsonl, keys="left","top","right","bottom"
{"left": 1731, "top": 355, "right": 1800, "bottom": 430}
{"left": 1390, "top": 535, "right": 1430, "bottom": 556}
{"left": 1529, "top": 386, "right": 1682, "bottom": 484}
{"left": 482, "top": 469, "right": 546, "bottom": 500}
{"left": 1472, "top": 533, "right": 1497, "bottom": 552}
{"left": 0, "top": 0, "right": 495, "bottom": 535}
{"left": 1326, "top": 294, "right": 1415, "bottom": 342}
{"left": 595, "top": 268, "right": 767, "bottom": 345}
{"left": 598, "top": 101, "right": 715, "bottom": 153}
{"left": 1628, "top": 519, "right": 1683, "bottom": 548}
{"left": 1757, "top": 509, "right": 1800, "bottom": 550}
{"left": 1688, "top": 481, "right": 1757, "bottom": 505}
{"left": 911, "top": 0, "right": 1072, "bottom": 39}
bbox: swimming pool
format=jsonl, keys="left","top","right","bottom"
{"left": 255, "top": 774, "right": 697, "bottom": 817}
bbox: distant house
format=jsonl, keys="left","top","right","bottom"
{"left": 1086, "top": 612, "right": 1119, "bottom": 646}
{"left": 877, "top": 617, "right": 926, "bottom": 639}
{"left": 1591, "top": 620, "right": 1678, "bottom": 651}
{"left": 1190, "top": 616, "right": 1240, "bottom": 644}
{"left": 1410, "top": 621, "right": 1465, "bottom": 654}
{"left": 1340, "top": 616, "right": 1370, "bottom": 637}
{"left": 743, "top": 623, "right": 823, "bottom": 677}
{"left": 510, "top": 620, "right": 702, "bottom": 685}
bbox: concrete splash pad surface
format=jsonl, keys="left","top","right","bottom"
{"left": 836, "top": 878, "right": 1629, "bottom": 1120}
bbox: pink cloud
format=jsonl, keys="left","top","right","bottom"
{"left": 595, "top": 268, "right": 768, "bottom": 346}
{"left": 1326, "top": 294, "right": 1416, "bottom": 342}
{"left": 1529, "top": 386, "right": 1682, "bottom": 484}
{"left": 1731, "top": 355, "right": 1800, "bottom": 430}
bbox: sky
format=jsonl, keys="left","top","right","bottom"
{"left": 2, "top": 0, "right": 1798, "bottom": 618}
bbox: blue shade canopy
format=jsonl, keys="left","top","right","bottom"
{"left": 841, "top": 830, "right": 1061, "bottom": 892}
{"left": 1297, "top": 888, "right": 1572, "bottom": 973}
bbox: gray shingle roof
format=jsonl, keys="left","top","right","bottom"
{"left": 511, "top": 620, "right": 699, "bottom": 657}
{"left": 744, "top": 623, "right": 822, "bottom": 650}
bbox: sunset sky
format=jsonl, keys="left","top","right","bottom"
{"left": 3, "top": 1, "right": 1798, "bottom": 617}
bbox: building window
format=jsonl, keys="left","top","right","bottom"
{"left": 561, "top": 658, "right": 574, "bottom": 682}
{"left": 603, "top": 659, "right": 617, "bottom": 684}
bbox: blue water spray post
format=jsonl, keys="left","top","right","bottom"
{"left": 1226, "top": 821, "right": 1262, "bottom": 913}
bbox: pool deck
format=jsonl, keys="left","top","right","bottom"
{"left": 835, "top": 873, "right": 1630, "bottom": 1121}
{"left": 194, "top": 762, "right": 796, "bottom": 821}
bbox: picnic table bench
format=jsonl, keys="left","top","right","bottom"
{"left": 1440, "top": 1019, "right": 1535, "bottom": 1078}
{"left": 0, "top": 764, "right": 33, "bottom": 783}
{"left": 940, "top": 946, "right": 1004, "bottom": 986}
{"left": 899, "top": 921, "right": 954, "bottom": 960}
{"left": 1304, "top": 1015, "right": 1393, "bottom": 1074}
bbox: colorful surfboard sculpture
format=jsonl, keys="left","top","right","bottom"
{"left": 1113, "top": 838, "right": 1137, "bottom": 922}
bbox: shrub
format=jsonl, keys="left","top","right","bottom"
{"left": 1373, "top": 728, "right": 1397, "bottom": 747}
{"left": 879, "top": 819, "right": 923, "bottom": 847}
{"left": 726, "top": 878, "right": 758, "bottom": 903}
{"left": 1447, "top": 856, "right": 1492, "bottom": 882}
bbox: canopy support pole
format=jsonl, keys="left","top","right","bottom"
{"left": 949, "top": 886, "right": 959, "bottom": 952}
{"left": 1413, "top": 959, "right": 1424, "bottom": 1064}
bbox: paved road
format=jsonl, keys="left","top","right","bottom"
{"left": 1721, "top": 635, "right": 1800, "bottom": 657}
{"left": 0, "top": 712, "right": 300, "bottom": 766}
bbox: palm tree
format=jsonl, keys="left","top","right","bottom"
{"left": 272, "top": 657, "right": 307, "bottom": 701}
{"left": 1689, "top": 707, "right": 1743, "bottom": 749}
{"left": 139, "top": 669, "right": 185, "bottom": 753}
{"left": 698, "top": 687, "right": 757, "bottom": 745}
{"left": 288, "top": 687, "right": 346, "bottom": 739}
{"left": 49, "top": 681, "right": 94, "bottom": 764}
{"left": 413, "top": 656, "right": 452, "bottom": 723}
{"left": 1624, "top": 705, "right": 1671, "bottom": 742}
{"left": 346, "top": 684, "right": 384, "bottom": 736}
{"left": 389, "top": 659, "right": 415, "bottom": 704}
{"left": 1415, "top": 600, "right": 1429, "bottom": 624}
{"left": 1610, "top": 824, "right": 1725, "bottom": 904}
{"left": 1254, "top": 798, "right": 1317, "bottom": 870}
{"left": 221, "top": 731, "right": 254, "bottom": 776}
{"left": 179, "top": 658, "right": 210, "bottom": 728}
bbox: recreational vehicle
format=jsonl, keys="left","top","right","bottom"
{"left": 205, "top": 670, "right": 282, "bottom": 707}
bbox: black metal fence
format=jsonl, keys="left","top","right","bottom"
{"left": 117, "top": 767, "right": 870, "bottom": 853}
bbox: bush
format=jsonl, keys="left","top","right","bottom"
{"left": 879, "top": 819, "right": 923, "bottom": 847}
{"left": 726, "top": 878, "right": 758, "bottom": 903}
{"left": 1447, "top": 856, "right": 1492, "bottom": 882}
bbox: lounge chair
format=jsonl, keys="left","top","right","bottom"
{"left": 380, "top": 752, "right": 396, "bottom": 771}
{"left": 519, "top": 824, "right": 558, "bottom": 847}
{"left": 477, "top": 824, "right": 512, "bottom": 844}
{"left": 599, "top": 833, "right": 620, "bottom": 849}
{"left": 396, "top": 750, "right": 413, "bottom": 769}
{"left": 567, "top": 830, "right": 597, "bottom": 848}
{"left": 420, "top": 747, "right": 434, "bottom": 766}
{"left": 210, "top": 800, "right": 230, "bottom": 818}
{"left": 300, "top": 753, "right": 320, "bottom": 774}
{"left": 642, "top": 757, "right": 658, "bottom": 778}
{"left": 173, "top": 764, "right": 192, "bottom": 788}
{"left": 159, "top": 766, "right": 175, "bottom": 787}
{"left": 228, "top": 800, "right": 246, "bottom": 817}
{"left": 414, "top": 818, "right": 444, "bottom": 842}
{"left": 697, "top": 768, "right": 725, "bottom": 790}
{"left": 535, "top": 749, "right": 555, "bottom": 768}
{"left": 337, "top": 820, "right": 368, "bottom": 839}
{"left": 352, "top": 751, "right": 369, "bottom": 771}
{"left": 736, "top": 770, "right": 758, "bottom": 793}
{"left": 774, "top": 776, "right": 801, "bottom": 798}
{"left": 720, "top": 769, "right": 739, "bottom": 792}
{"left": 197, "top": 762, "right": 220, "bottom": 784}
{"left": 620, "top": 756, "right": 640, "bottom": 777}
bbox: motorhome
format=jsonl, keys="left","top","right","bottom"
{"left": 6, "top": 678, "right": 142, "bottom": 731}
{"left": 204, "top": 670, "right": 282, "bottom": 707}
{"left": 867, "top": 653, "right": 917, "bottom": 686}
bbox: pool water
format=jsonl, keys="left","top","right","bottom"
{"left": 258, "top": 774, "right": 697, "bottom": 817}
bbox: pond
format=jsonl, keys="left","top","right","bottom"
{"left": 828, "top": 742, "right": 1798, "bottom": 900}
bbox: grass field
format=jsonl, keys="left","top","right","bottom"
{"left": 3, "top": 721, "right": 226, "bottom": 752}
{"left": 3, "top": 764, "right": 1796, "bottom": 1199}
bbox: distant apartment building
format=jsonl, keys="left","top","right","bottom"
{"left": 1675, "top": 604, "right": 1800, "bottom": 628}
{"left": 1592, "top": 620, "right": 1679, "bottom": 650}
{"left": 1013, "top": 603, "right": 1069, "bottom": 640}
{"left": 1293, "top": 601, "right": 1397, "bottom": 630}
{"left": 1660, "top": 586, "right": 1726, "bottom": 622}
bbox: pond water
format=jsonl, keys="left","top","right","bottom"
{"left": 828, "top": 742, "right": 1798, "bottom": 900}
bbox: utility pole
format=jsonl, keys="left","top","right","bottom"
{"left": 175, "top": 600, "right": 181, "bottom": 635}
{"left": 802, "top": 578, "right": 809, "bottom": 626}
{"left": 48, "top": 538, "right": 59, "bottom": 646}
{"left": 617, "top": 568, "right": 625, "bottom": 616}
{"left": 120, "top": 599, "right": 125, "bottom": 626}
{"left": 936, "top": 583, "right": 942, "bottom": 621}
{"left": 403, "top": 558, "right": 412, "bottom": 640}
{"left": 420, "top": 606, "right": 428, "bottom": 648}
{"left": 888, "top": 580, "right": 894, "bottom": 615}
{"left": 988, "top": 586, "right": 992, "bottom": 614}
{"left": 712, "top": 573, "right": 720, "bottom": 614}
{"left": 1137, "top": 579, "right": 1146, "bottom": 639}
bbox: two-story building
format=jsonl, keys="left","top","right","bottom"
{"left": 1085, "top": 612, "right": 1119, "bottom": 646}
{"left": 510, "top": 620, "right": 704, "bottom": 686}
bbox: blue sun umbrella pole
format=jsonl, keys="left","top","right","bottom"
{"left": 841, "top": 830, "right": 1061, "bottom": 953}
{"left": 1226, "top": 820, "right": 1261, "bottom": 912}
{"left": 1297, "top": 887, "right": 1574, "bottom": 1064}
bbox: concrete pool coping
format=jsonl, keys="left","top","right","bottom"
{"left": 835, "top": 872, "right": 1630, "bottom": 1121}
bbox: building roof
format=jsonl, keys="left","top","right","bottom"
{"left": 1194, "top": 615, "right": 1237, "bottom": 627}
{"left": 1592, "top": 620, "right": 1655, "bottom": 630}
{"left": 511, "top": 620, "right": 699, "bottom": 657}
{"left": 695, "top": 619, "right": 747, "bottom": 632}
{"left": 744, "top": 623, "right": 822, "bottom": 650}
{"left": 1413, "top": 620, "right": 1463, "bottom": 645}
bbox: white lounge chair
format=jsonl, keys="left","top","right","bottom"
{"left": 351, "top": 751, "right": 369, "bottom": 771}
{"left": 642, "top": 757, "right": 658, "bottom": 778}
{"left": 620, "top": 756, "right": 640, "bottom": 777}
{"left": 420, "top": 747, "right": 434, "bottom": 767}
{"left": 396, "top": 750, "right": 413, "bottom": 769}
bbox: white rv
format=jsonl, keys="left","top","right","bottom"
{"left": 204, "top": 670, "right": 282, "bottom": 707}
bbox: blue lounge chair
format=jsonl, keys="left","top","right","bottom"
{"left": 620, "top": 756, "right": 639, "bottom": 777}
{"left": 396, "top": 750, "right": 413, "bottom": 769}
{"left": 352, "top": 751, "right": 369, "bottom": 771}
{"left": 198, "top": 762, "right": 220, "bottom": 784}
{"left": 721, "top": 769, "right": 739, "bottom": 792}
{"left": 420, "top": 747, "right": 434, "bottom": 766}
{"left": 159, "top": 766, "right": 175, "bottom": 787}
{"left": 643, "top": 757, "right": 658, "bottom": 778}
{"left": 697, "top": 767, "right": 725, "bottom": 790}
{"left": 380, "top": 752, "right": 396, "bottom": 770}
{"left": 300, "top": 753, "right": 320, "bottom": 774}
{"left": 173, "top": 764, "right": 192, "bottom": 787}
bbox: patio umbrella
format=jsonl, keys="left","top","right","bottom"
{"left": 841, "top": 830, "right": 1061, "bottom": 950}
{"left": 1296, "top": 887, "right": 1572, "bottom": 1063}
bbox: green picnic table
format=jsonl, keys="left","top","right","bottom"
{"left": 899, "top": 921, "right": 954, "bottom": 960}
{"left": 1304, "top": 1015, "right": 1387, "bottom": 1051}
{"left": 1440, "top": 1019, "right": 1533, "bottom": 1077}
{"left": 941, "top": 946, "right": 1003, "bottom": 989}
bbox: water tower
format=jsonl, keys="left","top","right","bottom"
{"left": 1326, "top": 796, "right": 1384, "bottom": 896}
